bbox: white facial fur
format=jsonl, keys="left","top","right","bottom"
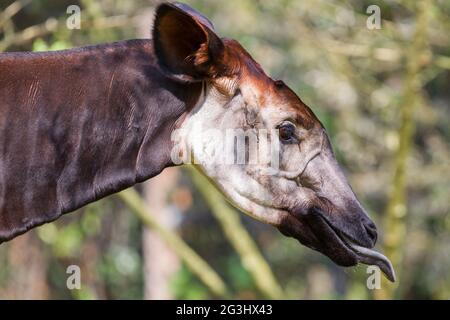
{"left": 172, "top": 81, "right": 325, "bottom": 227}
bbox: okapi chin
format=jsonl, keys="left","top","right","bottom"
{"left": 0, "top": 2, "right": 395, "bottom": 282}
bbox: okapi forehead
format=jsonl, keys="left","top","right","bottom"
{"left": 222, "top": 39, "right": 320, "bottom": 130}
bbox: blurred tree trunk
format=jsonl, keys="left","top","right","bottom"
{"left": 186, "top": 167, "right": 285, "bottom": 299}
{"left": 119, "top": 187, "right": 230, "bottom": 298}
{"left": 1, "top": 232, "right": 49, "bottom": 299}
{"left": 375, "top": 0, "right": 430, "bottom": 299}
{"left": 78, "top": 239, "right": 102, "bottom": 299}
{"left": 142, "top": 168, "right": 181, "bottom": 299}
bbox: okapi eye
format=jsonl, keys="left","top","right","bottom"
{"left": 278, "top": 123, "right": 296, "bottom": 143}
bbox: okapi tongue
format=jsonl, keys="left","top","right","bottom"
{"left": 348, "top": 243, "right": 396, "bottom": 282}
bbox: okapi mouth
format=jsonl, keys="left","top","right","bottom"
{"left": 279, "top": 207, "right": 396, "bottom": 282}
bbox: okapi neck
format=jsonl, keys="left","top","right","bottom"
{"left": 0, "top": 39, "right": 202, "bottom": 242}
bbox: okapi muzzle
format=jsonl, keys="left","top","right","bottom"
{"left": 0, "top": 2, "right": 395, "bottom": 282}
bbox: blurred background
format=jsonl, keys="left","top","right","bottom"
{"left": 0, "top": 0, "right": 449, "bottom": 299}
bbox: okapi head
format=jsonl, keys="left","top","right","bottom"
{"left": 155, "top": 3, "right": 394, "bottom": 281}
{"left": 0, "top": 2, "right": 394, "bottom": 282}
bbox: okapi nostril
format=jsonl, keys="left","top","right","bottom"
{"left": 363, "top": 222, "right": 378, "bottom": 244}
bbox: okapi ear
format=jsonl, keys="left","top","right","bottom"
{"left": 152, "top": 2, "right": 225, "bottom": 82}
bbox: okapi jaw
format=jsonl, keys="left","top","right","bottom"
{"left": 156, "top": 3, "right": 395, "bottom": 281}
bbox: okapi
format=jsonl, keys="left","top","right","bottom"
{"left": 0, "top": 2, "right": 395, "bottom": 281}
